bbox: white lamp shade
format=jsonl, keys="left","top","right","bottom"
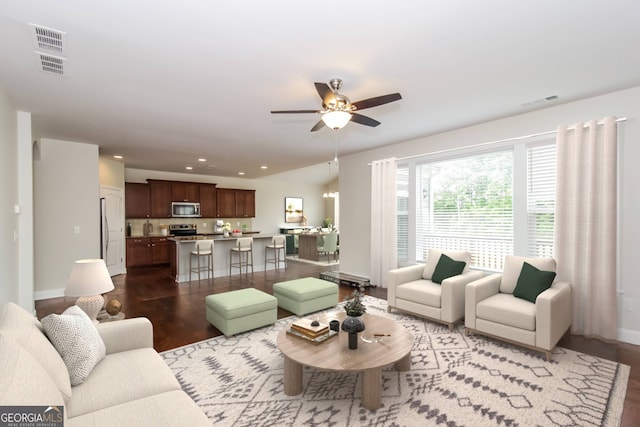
{"left": 65, "top": 259, "right": 114, "bottom": 297}
{"left": 321, "top": 111, "right": 352, "bottom": 129}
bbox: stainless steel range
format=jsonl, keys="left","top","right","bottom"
{"left": 169, "top": 224, "right": 197, "bottom": 236}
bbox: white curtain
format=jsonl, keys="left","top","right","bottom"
{"left": 554, "top": 117, "right": 618, "bottom": 339}
{"left": 370, "top": 158, "right": 397, "bottom": 288}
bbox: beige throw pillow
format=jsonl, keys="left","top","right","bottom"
{"left": 41, "top": 305, "right": 106, "bottom": 386}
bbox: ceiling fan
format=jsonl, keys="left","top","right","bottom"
{"left": 271, "top": 78, "right": 402, "bottom": 132}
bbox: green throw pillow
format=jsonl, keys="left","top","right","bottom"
{"left": 513, "top": 262, "right": 557, "bottom": 303}
{"left": 431, "top": 254, "right": 466, "bottom": 284}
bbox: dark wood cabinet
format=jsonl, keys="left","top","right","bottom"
{"left": 126, "top": 238, "right": 152, "bottom": 267}
{"left": 151, "top": 237, "right": 170, "bottom": 264}
{"left": 216, "top": 188, "right": 256, "bottom": 218}
{"left": 127, "top": 237, "right": 170, "bottom": 267}
{"left": 148, "top": 180, "right": 172, "bottom": 218}
{"left": 125, "top": 183, "right": 150, "bottom": 218}
{"left": 216, "top": 188, "right": 236, "bottom": 218}
{"left": 125, "top": 180, "right": 253, "bottom": 220}
{"left": 172, "top": 181, "right": 200, "bottom": 202}
{"left": 235, "top": 189, "right": 256, "bottom": 218}
{"left": 199, "top": 183, "right": 217, "bottom": 218}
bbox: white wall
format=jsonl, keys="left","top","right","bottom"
{"left": 34, "top": 139, "right": 101, "bottom": 299}
{"left": 339, "top": 85, "right": 640, "bottom": 345}
{"left": 0, "top": 85, "right": 19, "bottom": 305}
{"left": 99, "top": 157, "right": 125, "bottom": 189}
{"left": 125, "top": 168, "right": 326, "bottom": 233}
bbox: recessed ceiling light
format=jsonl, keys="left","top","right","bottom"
{"left": 113, "top": 155, "right": 123, "bottom": 159}
{"left": 185, "top": 166, "right": 193, "bottom": 170}
{"left": 198, "top": 158, "right": 206, "bottom": 162}
{"left": 261, "top": 165, "right": 268, "bottom": 169}
{"left": 238, "top": 172, "right": 245, "bottom": 175}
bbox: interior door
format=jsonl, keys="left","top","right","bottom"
{"left": 100, "top": 186, "right": 126, "bottom": 276}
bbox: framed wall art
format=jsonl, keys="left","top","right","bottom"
{"left": 285, "top": 197, "right": 303, "bottom": 223}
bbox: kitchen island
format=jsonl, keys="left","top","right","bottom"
{"left": 169, "top": 233, "right": 283, "bottom": 282}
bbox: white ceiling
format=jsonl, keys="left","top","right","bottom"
{"left": 1, "top": 1, "right": 639, "bottom": 185}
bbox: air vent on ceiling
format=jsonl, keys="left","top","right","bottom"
{"left": 521, "top": 95, "right": 559, "bottom": 107}
{"left": 29, "top": 24, "right": 67, "bottom": 76}
{"left": 36, "top": 53, "right": 65, "bottom": 76}
{"left": 29, "top": 23, "right": 67, "bottom": 55}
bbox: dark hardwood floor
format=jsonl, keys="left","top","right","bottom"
{"left": 35, "top": 261, "right": 640, "bottom": 426}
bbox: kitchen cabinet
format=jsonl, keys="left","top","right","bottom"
{"left": 151, "top": 237, "right": 170, "bottom": 264}
{"left": 199, "top": 183, "right": 217, "bottom": 218}
{"left": 235, "top": 189, "right": 256, "bottom": 218}
{"left": 216, "top": 188, "right": 236, "bottom": 217}
{"left": 125, "top": 183, "right": 150, "bottom": 218}
{"left": 148, "top": 180, "right": 172, "bottom": 218}
{"left": 216, "top": 188, "right": 256, "bottom": 218}
{"left": 126, "top": 237, "right": 170, "bottom": 267}
{"left": 126, "top": 238, "right": 152, "bottom": 267}
{"left": 172, "top": 181, "right": 200, "bottom": 202}
{"left": 125, "top": 179, "right": 253, "bottom": 220}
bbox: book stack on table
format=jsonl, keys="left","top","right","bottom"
{"left": 287, "top": 318, "right": 336, "bottom": 344}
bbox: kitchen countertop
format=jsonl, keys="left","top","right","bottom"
{"left": 127, "top": 231, "right": 261, "bottom": 239}
{"left": 169, "top": 233, "right": 273, "bottom": 242}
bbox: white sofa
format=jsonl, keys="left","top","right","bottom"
{"left": 465, "top": 255, "right": 572, "bottom": 361}
{"left": 0, "top": 302, "right": 210, "bottom": 426}
{"left": 387, "top": 249, "right": 483, "bottom": 330}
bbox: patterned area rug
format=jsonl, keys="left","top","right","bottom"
{"left": 161, "top": 296, "right": 629, "bottom": 426}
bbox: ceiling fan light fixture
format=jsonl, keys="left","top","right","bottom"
{"left": 322, "top": 111, "right": 352, "bottom": 129}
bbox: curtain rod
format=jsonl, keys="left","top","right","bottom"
{"left": 370, "top": 117, "right": 627, "bottom": 164}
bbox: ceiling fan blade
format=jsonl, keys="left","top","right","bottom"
{"left": 352, "top": 93, "right": 402, "bottom": 110}
{"left": 314, "top": 82, "right": 335, "bottom": 108}
{"left": 271, "top": 109, "right": 319, "bottom": 114}
{"left": 351, "top": 113, "right": 381, "bottom": 127}
{"left": 310, "top": 120, "right": 326, "bottom": 132}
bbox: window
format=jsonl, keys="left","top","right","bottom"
{"left": 527, "top": 144, "right": 556, "bottom": 258}
{"left": 397, "top": 166, "right": 409, "bottom": 262}
{"left": 398, "top": 138, "right": 556, "bottom": 271}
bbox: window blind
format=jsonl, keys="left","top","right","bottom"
{"left": 415, "top": 151, "right": 513, "bottom": 270}
{"left": 397, "top": 141, "right": 557, "bottom": 271}
{"left": 396, "top": 166, "right": 409, "bottom": 262}
{"left": 526, "top": 144, "right": 556, "bottom": 257}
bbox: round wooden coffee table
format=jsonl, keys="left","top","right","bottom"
{"left": 276, "top": 312, "right": 413, "bottom": 410}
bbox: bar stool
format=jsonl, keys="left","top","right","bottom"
{"left": 264, "top": 235, "right": 286, "bottom": 270}
{"left": 230, "top": 237, "right": 253, "bottom": 276}
{"left": 190, "top": 239, "right": 214, "bottom": 282}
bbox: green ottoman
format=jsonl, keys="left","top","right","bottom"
{"left": 205, "top": 288, "right": 277, "bottom": 337}
{"left": 273, "top": 278, "right": 339, "bottom": 316}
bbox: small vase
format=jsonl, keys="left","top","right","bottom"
{"left": 223, "top": 231, "right": 229, "bottom": 237}
{"left": 341, "top": 315, "right": 365, "bottom": 350}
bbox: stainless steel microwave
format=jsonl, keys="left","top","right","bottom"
{"left": 171, "top": 202, "right": 201, "bottom": 218}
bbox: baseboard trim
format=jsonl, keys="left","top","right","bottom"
{"left": 34, "top": 288, "right": 65, "bottom": 301}
{"left": 618, "top": 327, "right": 640, "bottom": 346}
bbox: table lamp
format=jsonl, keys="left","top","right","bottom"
{"left": 65, "top": 259, "right": 115, "bottom": 324}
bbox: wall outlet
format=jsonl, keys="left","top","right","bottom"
{"left": 74, "top": 226, "right": 81, "bottom": 234}
{"left": 623, "top": 297, "right": 634, "bottom": 312}
{"left": 202, "top": 223, "right": 207, "bottom": 228}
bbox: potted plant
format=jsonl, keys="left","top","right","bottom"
{"left": 343, "top": 286, "right": 366, "bottom": 317}
{"left": 322, "top": 218, "right": 333, "bottom": 229}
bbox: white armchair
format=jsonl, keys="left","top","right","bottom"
{"left": 465, "top": 255, "right": 572, "bottom": 361}
{"left": 388, "top": 249, "right": 483, "bottom": 331}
